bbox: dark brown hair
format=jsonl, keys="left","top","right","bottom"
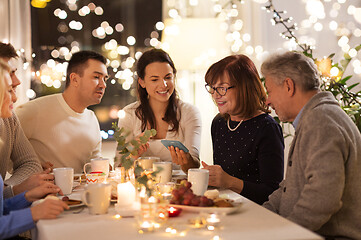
{"left": 136, "top": 48, "right": 180, "bottom": 133}
{"left": 0, "top": 42, "right": 18, "bottom": 59}
{"left": 205, "top": 54, "right": 269, "bottom": 119}
{"left": 65, "top": 50, "right": 107, "bottom": 88}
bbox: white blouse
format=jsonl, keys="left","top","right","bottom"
{"left": 117, "top": 100, "right": 201, "bottom": 169}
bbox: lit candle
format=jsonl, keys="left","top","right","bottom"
{"left": 156, "top": 182, "right": 175, "bottom": 201}
{"left": 117, "top": 182, "right": 135, "bottom": 207}
{"left": 168, "top": 206, "right": 182, "bottom": 217}
{"left": 138, "top": 220, "right": 154, "bottom": 233}
{"left": 162, "top": 192, "right": 172, "bottom": 199}
{"left": 206, "top": 213, "right": 221, "bottom": 229}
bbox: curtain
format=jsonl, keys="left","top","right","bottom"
{"left": 0, "top": 0, "right": 32, "bottom": 106}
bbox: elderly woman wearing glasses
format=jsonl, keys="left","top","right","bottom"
{"left": 202, "top": 54, "right": 284, "bottom": 204}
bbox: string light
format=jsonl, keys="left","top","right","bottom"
{"left": 31, "top": 0, "right": 361, "bottom": 96}
{"left": 264, "top": 0, "right": 313, "bottom": 55}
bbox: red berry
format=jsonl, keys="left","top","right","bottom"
{"left": 191, "top": 197, "right": 200, "bottom": 206}
{"left": 200, "top": 196, "right": 208, "bottom": 204}
{"left": 182, "top": 198, "right": 191, "bottom": 205}
{"left": 172, "top": 189, "right": 180, "bottom": 200}
{"left": 199, "top": 202, "right": 207, "bottom": 207}
{"left": 183, "top": 192, "right": 194, "bottom": 200}
{"left": 178, "top": 186, "right": 187, "bottom": 195}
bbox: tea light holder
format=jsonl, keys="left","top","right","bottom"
{"left": 156, "top": 182, "right": 175, "bottom": 201}
{"left": 205, "top": 213, "right": 221, "bottom": 230}
{"left": 188, "top": 216, "right": 206, "bottom": 228}
{"left": 168, "top": 206, "right": 182, "bottom": 217}
{"left": 135, "top": 189, "right": 159, "bottom": 233}
{"left": 137, "top": 219, "right": 155, "bottom": 233}
{"left": 156, "top": 203, "right": 169, "bottom": 222}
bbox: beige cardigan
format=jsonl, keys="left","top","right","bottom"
{"left": 263, "top": 92, "right": 361, "bottom": 239}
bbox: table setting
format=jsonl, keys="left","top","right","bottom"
{"left": 32, "top": 157, "right": 323, "bottom": 240}
{"left": 32, "top": 128, "right": 322, "bottom": 240}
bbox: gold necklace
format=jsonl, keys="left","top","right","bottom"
{"left": 227, "top": 118, "right": 243, "bottom": 131}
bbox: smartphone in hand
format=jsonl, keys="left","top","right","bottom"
{"left": 161, "top": 140, "right": 189, "bottom": 153}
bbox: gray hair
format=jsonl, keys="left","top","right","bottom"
{"left": 261, "top": 51, "right": 320, "bottom": 91}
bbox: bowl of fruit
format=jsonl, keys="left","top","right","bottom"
{"left": 169, "top": 180, "right": 242, "bottom": 214}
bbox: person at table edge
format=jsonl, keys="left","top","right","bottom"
{"left": 0, "top": 59, "right": 68, "bottom": 239}
{"left": 262, "top": 51, "right": 361, "bottom": 239}
{"left": 0, "top": 42, "right": 52, "bottom": 199}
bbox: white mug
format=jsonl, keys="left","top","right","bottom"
{"left": 53, "top": 167, "right": 74, "bottom": 195}
{"left": 153, "top": 162, "right": 172, "bottom": 183}
{"left": 188, "top": 168, "right": 209, "bottom": 196}
{"left": 135, "top": 157, "right": 160, "bottom": 170}
{"left": 82, "top": 183, "right": 111, "bottom": 215}
{"left": 83, "top": 158, "right": 109, "bottom": 176}
{"left": 85, "top": 173, "right": 106, "bottom": 185}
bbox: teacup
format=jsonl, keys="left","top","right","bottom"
{"left": 153, "top": 162, "right": 172, "bottom": 183}
{"left": 188, "top": 168, "right": 209, "bottom": 196}
{"left": 84, "top": 158, "right": 110, "bottom": 177}
{"left": 134, "top": 157, "right": 160, "bottom": 170}
{"left": 53, "top": 167, "right": 74, "bottom": 195}
{"left": 82, "top": 183, "right": 111, "bottom": 215}
{"left": 86, "top": 172, "right": 106, "bottom": 185}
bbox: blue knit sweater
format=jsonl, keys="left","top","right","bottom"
{"left": 0, "top": 175, "right": 34, "bottom": 239}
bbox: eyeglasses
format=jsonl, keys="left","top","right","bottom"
{"left": 205, "top": 84, "right": 235, "bottom": 96}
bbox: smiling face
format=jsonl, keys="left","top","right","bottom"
{"left": 2, "top": 57, "right": 20, "bottom": 103}
{"left": 265, "top": 75, "right": 293, "bottom": 122}
{"left": 138, "top": 62, "right": 175, "bottom": 105}
{"left": 76, "top": 59, "right": 108, "bottom": 107}
{"left": 211, "top": 74, "right": 239, "bottom": 119}
{"left": 1, "top": 72, "right": 14, "bottom": 118}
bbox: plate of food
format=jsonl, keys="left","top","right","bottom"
{"left": 169, "top": 182, "right": 243, "bottom": 214}
{"left": 111, "top": 195, "right": 117, "bottom": 203}
{"left": 169, "top": 198, "right": 242, "bottom": 214}
{"left": 60, "top": 196, "right": 84, "bottom": 208}
{"left": 73, "top": 174, "right": 85, "bottom": 182}
{"left": 32, "top": 195, "right": 84, "bottom": 209}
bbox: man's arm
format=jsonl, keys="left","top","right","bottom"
{"left": 286, "top": 116, "right": 347, "bottom": 231}
{"left": 262, "top": 180, "right": 284, "bottom": 213}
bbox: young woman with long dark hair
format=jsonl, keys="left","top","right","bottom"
{"left": 118, "top": 49, "right": 201, "bottom": 172}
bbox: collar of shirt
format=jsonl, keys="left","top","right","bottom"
{"left": 292, "top": 107, "right": 304, "bottom": 129}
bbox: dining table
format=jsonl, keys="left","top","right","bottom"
{"left": 33, "top": 174, "right": 323, "bottom": 240}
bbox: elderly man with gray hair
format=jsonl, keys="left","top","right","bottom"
{"left": 261, "top": 51, "right": 361, "bottom": 240}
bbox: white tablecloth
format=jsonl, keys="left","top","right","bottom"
{"left": 33, "top": 189, "right": 322, "bottom": 240}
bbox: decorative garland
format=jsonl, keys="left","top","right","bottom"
{"left": 262, "top": 0, "right": 313, "bottom": 56}
{"left": 259, "top": 0, "right": 361, "bottom": 131}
